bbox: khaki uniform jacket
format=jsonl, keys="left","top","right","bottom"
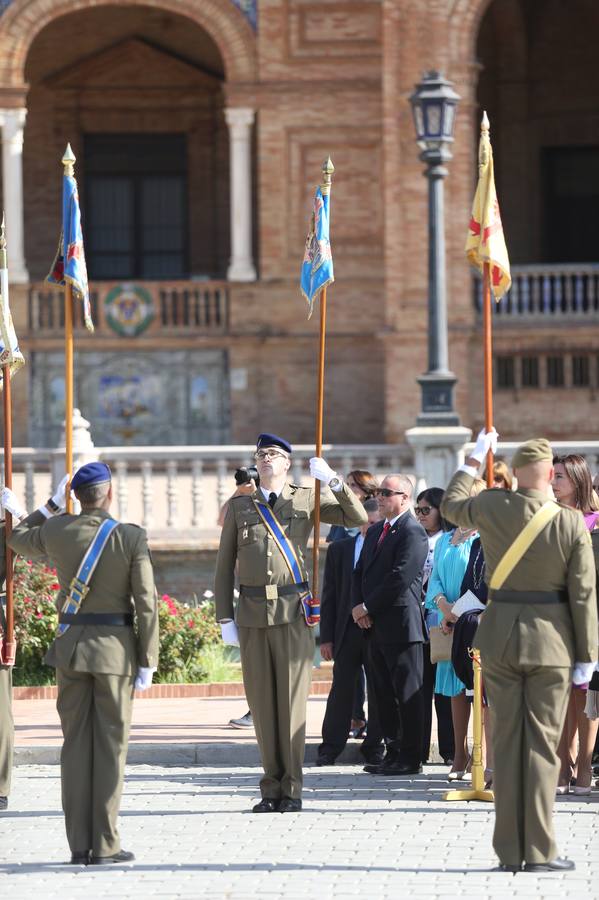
{"left": 441, "top": 470, "right": 598, "bottom": 666}
{"left": 215, "top": 482, "right": 368, "bottom": 627}
{"left": 9, "top": 508, "right": 159, "bottom": 676}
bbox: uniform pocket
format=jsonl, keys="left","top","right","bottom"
{"left": 288, "top": 508, "right": 310, "bottom": 538}
{"left": 235, "top": 512, "right": 262, "bottom": 546}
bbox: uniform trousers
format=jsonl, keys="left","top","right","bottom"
{"left": 239, "top": 617, "right": 315, "bottom": 800}
{"left": 56, "top": 667, "right": 135, "bottom": 856}
{"left": 483, "top": 653, "right": 571, "bottom": 866}
{"left": 0, "top": 665, "right": 13, "bottom": 796}
{"left": 368, "top": 640, "right": 424, "bottom": 765}
{"left": 319, "top": 623, "right": 383, "bottom": 758}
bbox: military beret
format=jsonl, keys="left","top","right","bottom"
{"left": 511, "top": 438, "right": 553, "bottom": 470}
{"left": 256, "top": 433, "right": 292, "bottom": 454}
{"left": 71, "top": 461, "right": 112, "bottom": 491}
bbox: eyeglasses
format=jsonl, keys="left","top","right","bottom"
{"left": 375, "top": 489, "right": 406, "bottom": 498}
{"left": 254, "top": 449, "right": 287, "bottom": 461}
{"left": 414, "top": 506, "right": 433, "bottom": 516}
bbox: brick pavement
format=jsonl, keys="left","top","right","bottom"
{"left": 1, "top": 763, "right": 597, "bottom": 899}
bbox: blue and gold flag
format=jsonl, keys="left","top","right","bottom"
{"left": 47, "top": 170, "right": 94, "bottom": 332}
{"left": 300, "top": 186, "right": 334, "bottom": 318}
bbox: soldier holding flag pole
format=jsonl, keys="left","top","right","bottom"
{"left": 214, "top": 159, "right": 366, "bottom": 813}
{"left": 444, "top": 112, "right": 512, "bottom": 806}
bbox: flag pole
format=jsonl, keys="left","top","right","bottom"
{"left": 483, "top": 260, "right": 494, "bottom": 487}
{"left": 312, "top": 157, "right": 334, "bottom": 604}
{"left": 62, "top": 145, "right": 75, "bottom": 513}
{"left": 0, "top": 216, "right": 16, "bottom": 664}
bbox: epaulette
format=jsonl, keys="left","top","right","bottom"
{"left": 289, "top": 484, "right": 309, "bottom": 492}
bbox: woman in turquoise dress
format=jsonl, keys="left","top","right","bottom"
{"left": 425, "top": 525, "right": 478, "bottom": 780}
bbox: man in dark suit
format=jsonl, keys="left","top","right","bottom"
{"left": 316, "top": 499, "right": 384, "bottom": 766}
{"left": 352, "top": 474, "right": 429, "bottom": 776}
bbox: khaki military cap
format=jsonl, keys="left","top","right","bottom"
{"left": 511, "top": 438, "right": 553, "bottom": 469}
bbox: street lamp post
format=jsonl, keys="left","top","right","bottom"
{"left": 410, "top": 71, "right": 461, "bottom": 426}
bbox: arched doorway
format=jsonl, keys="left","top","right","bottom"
{"left": 23, "top": 5, "right": 230, "bottom": 281}
{"left": 476, "top": 0, "right": 599, "bottom": 264}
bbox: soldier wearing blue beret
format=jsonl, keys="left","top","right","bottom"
{"left": 5, "top": 462, "right": 159, "bottom": 865}
{"left": 215, "top": 433, "right": 367, "bottom": 812}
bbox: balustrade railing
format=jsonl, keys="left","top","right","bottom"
{"left": 3, "top": 441, "right": 599, "bottom": 544}
{"left": 28, "top": 281, "right": 229, "bottom": 334}
{"left": 474, "top": 263, "right": 599, "bottom": 319}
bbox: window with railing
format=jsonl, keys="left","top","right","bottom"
{"left": 547, "top": 356, "right": 565, "bottom": 388}
{"left": 572, "top": 355, "right": 591, "bottom": 388}
{"left": 497, "top": 356, "right": 515, "bottom": 389}
{"left": 84, "top": 134, "right": 188, "bottom": 280}
{"left": 521, "top": 356, "right": 539, "bottom": 388}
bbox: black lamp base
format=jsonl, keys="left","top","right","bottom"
{"left": 416, "top": 372, "right": 460, "bottom": 427}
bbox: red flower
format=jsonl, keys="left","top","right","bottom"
{"left": 50, "top": 583, "right": 61, "bottom": 591}
{"left": 36, "top": 612, "right": 43, "bottom": 619}
{"left": 187, "top": 619, "right": 194, "bottom": 628}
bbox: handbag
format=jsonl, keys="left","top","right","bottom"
{"left": 429, "top": 625, "right": 453, "bottom": 663}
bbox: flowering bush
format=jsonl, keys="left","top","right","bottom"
{"left": 10, "top": 559, "right": 221, "bottom": 685}
{"left": 156, "top": 593, "right": 221, "bottom": 683}
{"left": 12, "top": 558, "right": 60, "bottom": 685}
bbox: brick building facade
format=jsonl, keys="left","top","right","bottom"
{"left": 0, "top": 0, "right": 597, "bottom": 448}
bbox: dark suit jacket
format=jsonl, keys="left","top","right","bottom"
{"left": 320, "top": 536, "right": 359, "bottom": 649}
{"left": 352, "top": 513, "right": 429, "bottom": 644}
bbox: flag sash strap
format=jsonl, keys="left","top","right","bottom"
{"left": 57, "top": 518, "right": 119, "bottom": 636}
{"left": 252, "top": 500, "right": 320, "bottom": 626}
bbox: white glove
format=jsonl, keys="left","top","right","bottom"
{"left": 470, "top": 428, "right": 499, "bottom": 464}
{"left": 220, "top": 621, "right": 240, "bottom": 646}
{"left": 1, "top": 487, "right": 27, "bottom": 520}
{"left": 134, "top": 666, "right": 156, "bottom": 691}
{"left": 51, "top": 474, "right": 70, "bottom": 510}
{"left": 572, "top": 661, "right": 596, "bottom": 685}
{"left": 309, "top": 457, "right": 338, "bottom": 485}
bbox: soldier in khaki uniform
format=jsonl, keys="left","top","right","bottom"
{"left": 215, "top": 433, "right": 367, "bottom": 812}
{"left": 0, "top": 480, "right": 66, "bottom": 811}
{"left": 442, "top": 433, "right": 598, "bottom": 873}
{"left": 5, "top": 462, "right": 159, "bottom": 865}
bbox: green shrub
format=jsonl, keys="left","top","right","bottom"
{"left": 156, "top": 593, "right": 221, "bottom": 683}
{"left": 10, "top": 559, "right": 222, "bottom": 685}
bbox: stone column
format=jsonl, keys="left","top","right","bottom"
{"left": 0, "top": 108, "right": 29, "bottom": 284}
{"left": 225, "top": 107, "right": 257, "bottom": 282}
{"left": 405, "top": 425, "right": 472, "bottom": 490}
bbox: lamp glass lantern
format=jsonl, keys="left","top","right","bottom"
{"left": 409, "top": 70, "right": 460, "bottom": 158}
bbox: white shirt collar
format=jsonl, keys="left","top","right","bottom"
{"left": 385, "top": 508, "right": 410, "bottom": 527}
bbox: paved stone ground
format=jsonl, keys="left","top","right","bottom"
{"left": 1, "top": 763, "right": 597, "bottom": 899}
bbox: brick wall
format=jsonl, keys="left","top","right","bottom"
{"left": 0, "top": 0, "right": 598, "bottom": 448}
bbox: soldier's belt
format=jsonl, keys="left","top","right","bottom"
{"left": 58, "top": 613, "right": 134, "bottom": 626}
{"left": 491, "top": 589, "right": 568, "bottom": 605}
{"left": 240, "top": 582, "right": 310, "bottom": 600}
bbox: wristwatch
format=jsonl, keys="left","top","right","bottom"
{"left": 46, "top": 498, "right": 60, "bottom": 513}
{"left": 328, "top": 476, "right": 342, "bottom": 491}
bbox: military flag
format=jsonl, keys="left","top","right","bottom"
{"left": 47, "top": 147, "right": 94, "bottom": 331}
{"left": 0, "top": 216, "right": 25, "bottom": 383}
{"left": 466, "top": 112, "right": 511, "bottom": 300}
{"left": 300, "top": 184, "right": 334, "bottom": 318}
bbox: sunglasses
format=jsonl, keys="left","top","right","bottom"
{"left": 414, "top": 506, "right": 433, "bottom": 516}
{"left": 375, "top": 489, "right": 406, "bottom": 498}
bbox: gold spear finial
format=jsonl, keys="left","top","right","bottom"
{"left": 321, "top": 156, "right": 335, "bottom": 196}
{"left": 479, "top": 112, "right": 490, "bottom": 169}
{"left": 62, "top": 143, "right": 76, "bottom": 176}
